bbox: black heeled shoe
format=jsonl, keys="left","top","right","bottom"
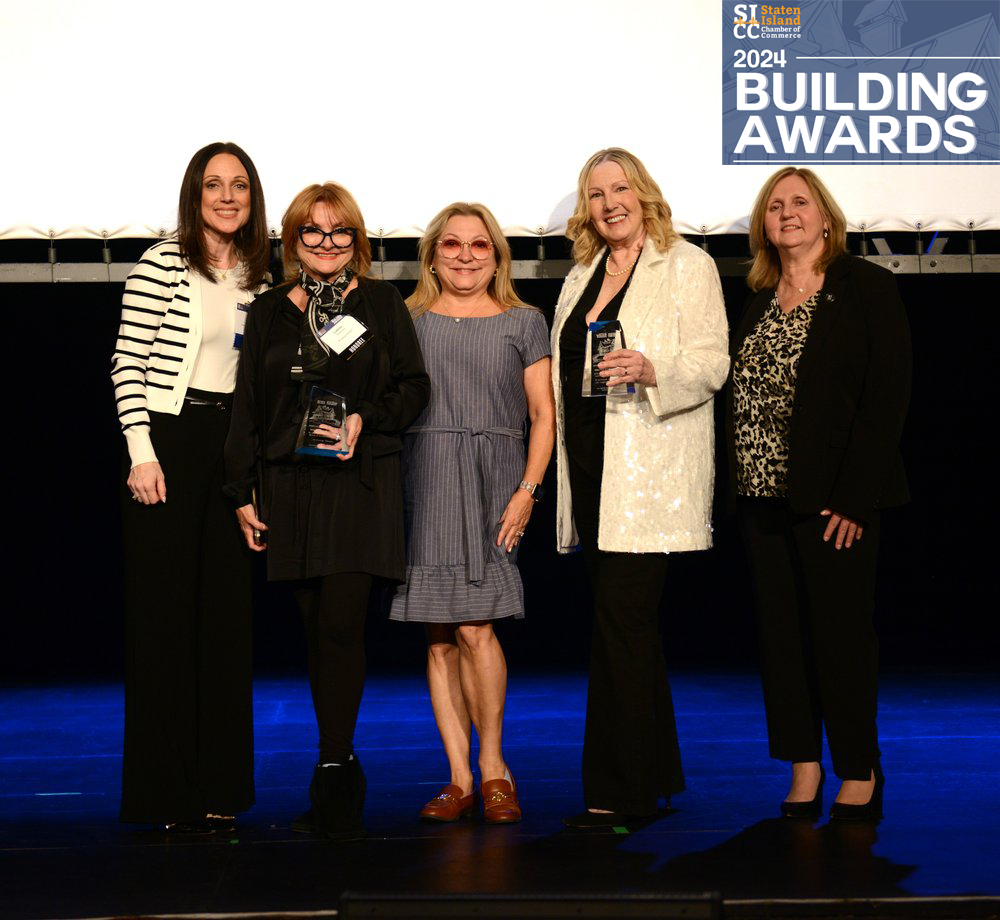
{"left": 830, "top": 763, "right": 884, "bottom": 822}
{"left": 205, "top": 814, "right": 236, "bottom": 833}
{"left": 563, "top": 809, "right": 630, "bottom": 828}
{"left": 781, "top": 765, "right": 825, "bottom": 819}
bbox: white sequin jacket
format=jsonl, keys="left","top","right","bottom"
{"left": 551, "top": 238, "right": 730, "bottom": 554}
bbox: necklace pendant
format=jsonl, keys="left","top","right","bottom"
{"left": 454, "top": 317, "right": 461, "bottom": 323}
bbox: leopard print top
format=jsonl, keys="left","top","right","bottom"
{"left": 732, "top": 292, "right": 818, "bottom": 497}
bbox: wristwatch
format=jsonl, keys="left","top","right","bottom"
{"left": 519, "top": 480, "right": 542, "bottom": 502}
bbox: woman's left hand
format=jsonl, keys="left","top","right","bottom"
{"left": 820, "top": 508, "right": 864, "bottom": 549}
{"left": 498, "top": 489, "right": 535, "bottom": 552}
{"left": 600, "top": 348, "right": 657, "bottom": 388}
{"left": 314, "top": 413, "right": 363, "bottom": 461}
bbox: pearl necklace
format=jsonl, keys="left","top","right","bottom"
{"left": 605, "top": 253, "right": 638, "bottom": 277}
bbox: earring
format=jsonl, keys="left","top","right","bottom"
{"left": 494, "top": 270, "right": 498, "bottom": 279}
{"left": 430, "top": 266, "right": 436, "bottom": 274}
{"left": 823, "top": 227, "right": 829, "bottom": 239}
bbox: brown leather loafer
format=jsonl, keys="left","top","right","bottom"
{"left": 419, "top": 784, "right": 475, "bottom": 822}
{"left": 481, "top": 777, "right": 521, "bottom": 824}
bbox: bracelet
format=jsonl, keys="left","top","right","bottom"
{"left": 519, "top": 480, "right": 541, "bottom": 502}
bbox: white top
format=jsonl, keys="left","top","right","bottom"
{"left": 111, "top": 240, "right": 268, "bottom": 468}
{"left": 189, "top": 269, "right": 247, "bottom": 394}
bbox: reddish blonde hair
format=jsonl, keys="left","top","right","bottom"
{"left": 281, "top": 182, "right": 371, "bottom": 280}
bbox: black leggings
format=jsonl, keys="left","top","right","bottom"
{"left": 294, "top": 572, "right": 373, "bottom": 763}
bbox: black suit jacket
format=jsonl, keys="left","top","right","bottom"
{"left": 726, "top": 255, "right": 911, "bottom": 523}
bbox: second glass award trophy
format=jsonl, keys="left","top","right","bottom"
{"left": 295, "top": 385, "right": 349, "bottom": 456}
{"left": 583, "top": 320, "right": 635, "bottom": 397}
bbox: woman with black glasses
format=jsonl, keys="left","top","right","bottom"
{"left": 224, "top": 182, "right": 429, "bottom": 839}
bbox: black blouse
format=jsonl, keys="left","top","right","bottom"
{"left": 559, "top": 255, "right": 634, "bottom": 479}
{"left": 224, "top": 279, "right": 430, "bottom": 507}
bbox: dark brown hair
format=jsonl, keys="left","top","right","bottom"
{"left": 176, "top": 141, "right": 270, "bottom": 289}
{"left": 281, "top": 182, "right": 372, "bottom": 280}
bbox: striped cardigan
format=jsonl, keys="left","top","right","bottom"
{"left": 110, "top": 239, "right": 266, "bottom": 467}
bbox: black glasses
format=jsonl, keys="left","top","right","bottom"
{"left": 298, "top": 225, "right": 357, "bottom": 249}
{"left": 436, "top": 237, "right": 493, "bottom": 260}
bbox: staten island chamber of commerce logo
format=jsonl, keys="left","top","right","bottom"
{"left": 722, "top": 0, "right": 1000, "bottom": 165}
{"left": 733, "top": 3, "right": 804, "bottom": 40}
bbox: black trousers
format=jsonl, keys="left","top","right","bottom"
{"left": 738, "top": 499, "right": 882, "bottom": 780}
{"left": 293, "top": 572, "right": 373, "bottom": 764}
{"left": 569, "top": 456, "right": 685, "bottom": 816}
{"left": 120, "top": 404, "right": 254, "bottom": 824}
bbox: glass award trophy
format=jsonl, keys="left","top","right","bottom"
{"left": 295, "top": 385, "right": 349, "bottom": 456}
{"left": 582, "top": 320, "right": 635, "bottom": 397}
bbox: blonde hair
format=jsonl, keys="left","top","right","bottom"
{"left": 746, "top": 167, "right": 847, "bottom": 292}
{"left": 407, "top": 202, "right": 530, "bottom": 318}
{"left": 565, "top": 147, "right": 681, "bottom": 265}
{"left": 281, "top": 182, "right": 372, "bottom": 280}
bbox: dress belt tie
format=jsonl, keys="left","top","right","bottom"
{"left": 407, "top": 425, "right": 524, "bottom": 584}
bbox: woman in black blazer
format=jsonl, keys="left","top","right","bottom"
{"left": 728, "top": 167, "right": 910, "bottom": 821}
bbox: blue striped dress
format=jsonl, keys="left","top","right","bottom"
{"left": 390, "top": 307, "right": 550, "bottom": 622}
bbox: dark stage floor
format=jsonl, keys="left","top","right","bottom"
{"left": 1, "top": 671, "right": 998, "bottom": 919}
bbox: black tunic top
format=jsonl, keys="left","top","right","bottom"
{"left": 558, "top": 255, "right": 634, "bottom": 481}
{"left": 224, "top": 279, "right": 429, "bottom": 581}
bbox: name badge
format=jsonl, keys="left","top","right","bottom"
{"left": 233, "top": 303, "right": 250, "bottom": 349}
{"left": 319, "top": 314, "right": 371, "bottom": 359}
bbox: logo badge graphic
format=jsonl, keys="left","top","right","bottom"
{"left": 722, "top": 1, "right": 1000, "bottom": 165}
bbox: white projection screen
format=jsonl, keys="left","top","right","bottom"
{"left": 1, "top": 0, "right": 997, "bottom": 240}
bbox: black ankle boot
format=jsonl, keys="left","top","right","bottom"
{"left": 309, "top": 755, "right": 366, "bottom": 840}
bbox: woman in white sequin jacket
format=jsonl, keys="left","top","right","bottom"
{"left": 551, "top": 148, "right": 729, "bottom": 827}
{"left": 552, "top": 237, "right": 730, "bottom": 553}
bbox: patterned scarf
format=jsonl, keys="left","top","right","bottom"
{"left": 292, "top": 267, "right": 356, "bottom": 379}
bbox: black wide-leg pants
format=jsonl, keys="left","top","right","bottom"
{"left": 738, "top": 499, "right": 881, "bottom": 780}
{"left": 568, "top": 456, "right": 685, "bottom": 816}
{"left": 120, "top": 404, "right": 254, "bottom": 824}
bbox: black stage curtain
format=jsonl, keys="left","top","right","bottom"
{"left": 2, "top": 270, "right": 991, "bottom": 680}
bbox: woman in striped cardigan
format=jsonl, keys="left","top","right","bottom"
{"left": 111, "top": 141, "right": 270, "bottom": 833}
